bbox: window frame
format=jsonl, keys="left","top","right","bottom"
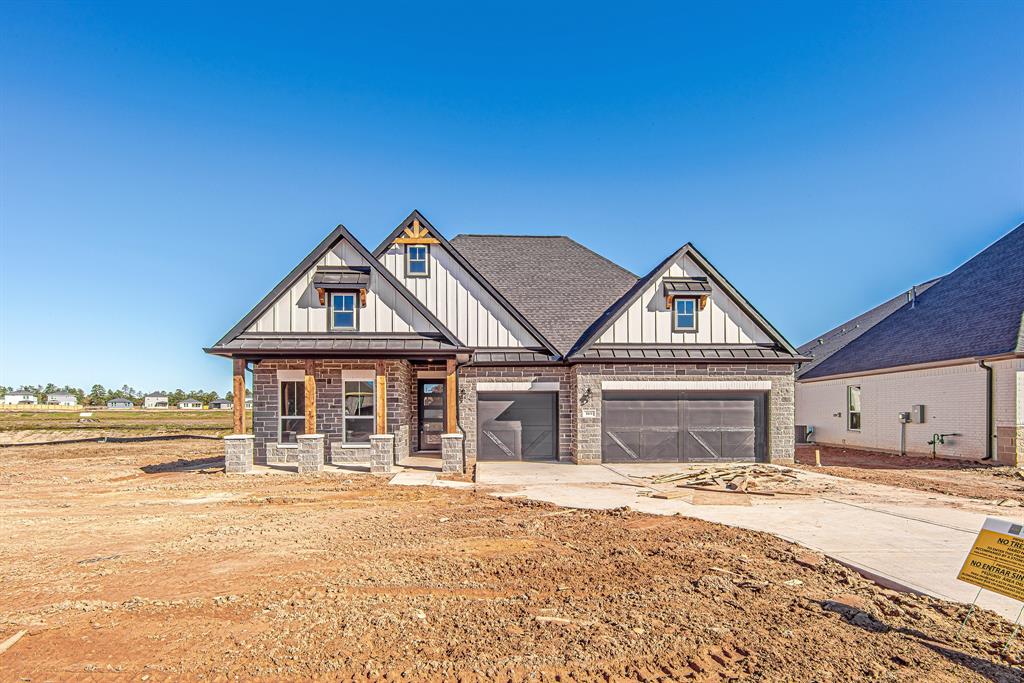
{"left": 278, "top": 379, "right": 306, "bottom": 443}
{"left": 329, "top": 291, "right": 359, "bottom": 331}
{"left": 341, "top": 377, "right": 375, "bottom": 446}
{"left": 672, "top": 296, "right": 699, "bottom": 333}
{"left": 846, "top": 385, "right": 862, "bottom": 432}
{"left": 405, "top": 244, "right": 430, "bottom": 278}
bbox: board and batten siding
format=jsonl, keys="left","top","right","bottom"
{"left": 378, "top": 244, "right": 541, "bottom": 348}
{"left": 596, "top": 254, "right": 772, "bottom": 345}
{"left": 247, "top": 239, "right": 436, "bottom": 334}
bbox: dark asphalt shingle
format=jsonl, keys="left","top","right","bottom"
{"left": 449, "top": 235, "right": 638, "bottom": 354}
{"left": 802, "top": 223, "right": 1024, "bottom": 379}
{"left": 796, "top": 278, "right": 940, "bottom": 378}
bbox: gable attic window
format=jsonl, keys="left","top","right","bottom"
{"left": 405, "top": 244, "right": 429, "bottom": 277}
{"left": 663, "top": 277, "right": 709, "bottom": 333}
{"left": 330, "top": 292, "right": 358, "bottom": 330}
{"left": 673, "top": 298, "right": 698, "bottom": 332}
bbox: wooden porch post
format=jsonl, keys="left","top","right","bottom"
{"left": 232, "top": 358, "right": 246, "bottom": 434}
{"left": 304, "top": 360, "right": 317, "bottom": 434}
{"left": 445, "top": 359, "right": 457, "bottom": 434}
{"left": 375, "top": 361, "right": 387, "bottom": 434}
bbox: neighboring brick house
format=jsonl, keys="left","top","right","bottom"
{"left": 206, "top": 210, "right": 805, "bottom": 473}
{"left": 796, "top": 222, "right": 1024, "bottom": 465}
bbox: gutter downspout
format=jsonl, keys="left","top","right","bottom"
{"left": 978, "top": 359, "right": 994, "bottom": 461}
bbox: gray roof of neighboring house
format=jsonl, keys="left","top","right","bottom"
{"left": 801, "top": 223, "right": 1024, "bottom": 379}
{"left": 796, "top": 278, "right": 941, "bottom": 378}
{"left": 449, "top": 234, "right": 638, "bottom": 355}
{"left": 108, "top": 398, "right": 133, "bottom": 403}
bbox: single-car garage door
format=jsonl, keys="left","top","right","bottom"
{"left": 602, "top": 391, "right": 766, "bottom": 463}
{"left": 477, "top": 392, "right": 558, "bottom": 461}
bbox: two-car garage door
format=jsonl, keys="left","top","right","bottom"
{"left": 602, "top": 391, "right": 767, "bottom": 463}
{"left": 475, "top": 389, "right": 767, "bottom": 463}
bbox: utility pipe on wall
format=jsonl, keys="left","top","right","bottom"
{"left": 978, "top": 359, "right": 994, "bottom": 461}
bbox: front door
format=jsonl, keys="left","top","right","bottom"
{"left": 417, "top": 380, "right": 446, "bottom": 452}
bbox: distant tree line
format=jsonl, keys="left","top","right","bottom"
{"left": 1, "top": 384, "right": 250, "bottom": 406}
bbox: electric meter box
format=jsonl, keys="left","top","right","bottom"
{"left": 911, "top": 405, "right": 925, "bottom": 423}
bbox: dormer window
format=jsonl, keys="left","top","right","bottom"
{"left": 673, "top": 297, "right": 697, "bottom": 332}
{"left": 330, "top": 292, "right": 358, "bottom": 330}
{"left": 406, "top": 245, "right": 429, "bottom": 277}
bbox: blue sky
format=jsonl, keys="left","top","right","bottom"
{"left": 1, "top": 2, "right": 1022, "bottom": 394}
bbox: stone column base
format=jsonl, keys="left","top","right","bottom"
{"left": 224, "top": 434, "right": 254, "bottom": 473}
{"left": 441, "top": 433, "right": 465, "bottom": 473}
{"left": 370, "top": 434, "right": 395, "bottom": 474}
{"left": 297, "top": 434, "right": 325, "bottom": 474}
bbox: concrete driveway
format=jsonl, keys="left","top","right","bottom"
{"left": 476, "top": 461, "right": 1024, "bottom": 621}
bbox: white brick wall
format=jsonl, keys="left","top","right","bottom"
{"left": 993, "top": 358, "right": 1024, "bottom": 428}
{"left": 796, "top": 362, "right": 990, "bottom": 459}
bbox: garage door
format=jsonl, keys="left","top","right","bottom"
{"left": 602, "top": 391, "right": 766, "bottom": 463}
{"left": 477, "top": 392, "right": 557, "bottom": 461}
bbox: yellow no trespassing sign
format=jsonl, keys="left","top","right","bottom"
{"left": 957, "top": 517, "right": 1024, "bottom": 603}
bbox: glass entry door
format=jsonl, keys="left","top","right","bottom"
{"left": 417, "top": 381, "right": 446, "bottom": 452}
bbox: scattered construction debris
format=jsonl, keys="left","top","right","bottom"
{"left": 638, "top": 464, "right": 808, "bottom": 499}
{"left": 0, "top": 630, "right": 27, "bottom": 657}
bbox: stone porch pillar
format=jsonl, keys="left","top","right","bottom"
{"left": 441, "top": 433, "right": 465, "bottom": 473}
{"left": 224, "top": 434, "right": 254, "bottom": 473}
{"left": 370, "top": 434, "right": 395, "bottom": 473}
{"left": 297, "top": 434, "right": 325, "bottom": 474}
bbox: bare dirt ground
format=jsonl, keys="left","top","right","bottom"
{"left": 795, "top": 445, "right": 1024, "bottom": 507}
{"left": 2, "top": 440, "right": 1023, "bottom": 681}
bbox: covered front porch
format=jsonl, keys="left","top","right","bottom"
{"left": 222, "top": 355, "right": 468, "bottom": 475}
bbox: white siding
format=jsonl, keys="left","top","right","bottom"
{"left": 246, "top": 239, "right": 436, "bottom": 334}
{"left": 595, "top": 254, "right": 772, "bottom": 345}
{"left": 796, "top": 362, "right": 990, "bottom": 459}
{"left": 379, "top": 244, "right": 540, "bottom": 348}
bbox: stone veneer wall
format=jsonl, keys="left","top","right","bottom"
{"left": 456, "top": 365, "right": 573, "bottom": 467}
{"left": 252, "top": 359, "right": 413, "bottom": 466}
{"left": 570, "top": 362, "right": 796, "bottom": 464}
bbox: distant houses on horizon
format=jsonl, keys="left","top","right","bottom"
{"left": 3, "top": 388, "right": 249, "bottom": 410}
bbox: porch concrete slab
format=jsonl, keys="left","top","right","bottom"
{"left": 390, "top": 471, "right": 438, "bottom": 486}
{"left": 476, "top": 461, "right": 633, "bottom": 486}
{"left": 490, "top": 476, "right": 1024, "bottom": 622}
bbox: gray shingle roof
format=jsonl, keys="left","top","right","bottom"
{"left": 796, "top": 278, "right": 940, "bottom": 378}
{"left": 801, "top": 223, "right": 1024, "bottom": 379}
{"left": 449, "top": 235, "right": 638, "bottom": 354}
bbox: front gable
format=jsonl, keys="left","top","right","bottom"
{"left": 373, "top": 211, "right": 557, "bottom": 354}
{"left": 572, "top": 244, "right": 799, "bottom": 356}
{"left": 212, "top": 224, "right": 460, "bottom": 348}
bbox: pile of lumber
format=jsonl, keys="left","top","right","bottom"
{"left": 640, "top": 464, "right": 807, "bottom": 499}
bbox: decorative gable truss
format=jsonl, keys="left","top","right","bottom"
{"left": 571, "top": 243, "right": 800, "bottom": 356}
{"left": 211, "top": 224, "right": 460, "bottom": 347}
{"left": 373, "top": 211, "right": 558, "bottom": 354}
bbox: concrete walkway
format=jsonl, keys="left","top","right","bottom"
{"left": 476, "top": 461, "right": 1024, "bottom": 621}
